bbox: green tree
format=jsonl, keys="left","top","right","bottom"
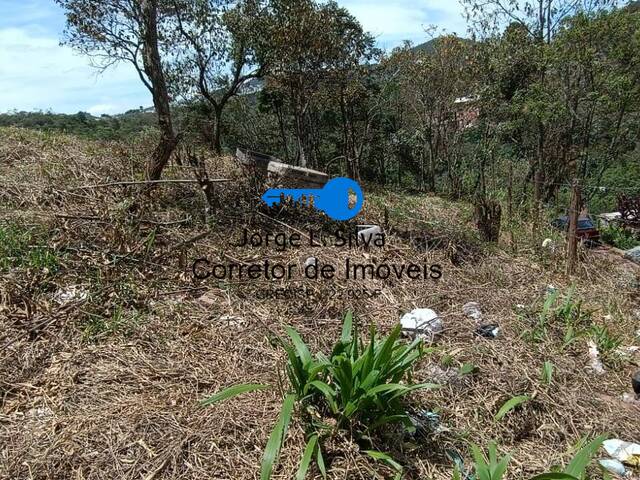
{"left": 169, "top": 0, "right": 267, "bottom": 153}
{"left": 259, "top": 0, "right": 375, "bottom": 170}
{"left": 57, "top": 0, "right": 178, "bottom": 180}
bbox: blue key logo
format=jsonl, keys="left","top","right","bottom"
{"left": 261, "top": 177, "right": 364, "bottom": 221}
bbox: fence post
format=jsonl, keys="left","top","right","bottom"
{"left": 566, "top": 178, "right": 581, "bottom": 275}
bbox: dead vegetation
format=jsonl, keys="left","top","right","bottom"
{"left": 1, "top": 127, "right": 639, "bottom": 479}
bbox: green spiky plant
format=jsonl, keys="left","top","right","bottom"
{"left": 202, "top": 312, "right": 438, "bottom": 479}
{"left": 525, "top": 286, "right": 593, "bottom": 347}
{"left": 464, "top": 435, "right": 607, "bottom": 480}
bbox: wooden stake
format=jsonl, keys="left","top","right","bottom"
{"left": 566, "top": 178, "right": 581, "bottom": 275}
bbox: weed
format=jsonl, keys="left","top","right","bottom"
{"left": 494, "top": 395, "right": 530, "bottom": 422}
{"left": 524, "top": 286, "right": 592, "bottom": 347}
{"left": 0, "top": 224, "right": 60, "bottom": 272}
{"left": 202, "top": 311, "right": 437, "bottom": 479}
{"left": 471, "top": 441, "right": 511, "bottom": 480}
{"left": 541, "top": 361, "right": 554, "bottom": 386}
{"left": 464, "top": 435, "right": 606, "bottom": 480}
{"left": 82, "top": 306, "right": 143, "bottom": 340}
{"left": 459, "top": 362, "right": 478, "bottom": 376}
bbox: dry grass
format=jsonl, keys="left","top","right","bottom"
{"left": 1, "top": 127, "right": 639, "bottom": 480}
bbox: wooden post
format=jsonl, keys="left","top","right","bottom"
{"left": 566, "top": 178, "right": 581, "bottom": 275}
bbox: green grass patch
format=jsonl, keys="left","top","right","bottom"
{"left": 0, "top": 224, "right": 60, "bottom": 272}
{"left": 82, "top": 306, "right": 144, "bottom": 341}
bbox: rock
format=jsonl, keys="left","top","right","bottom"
{"left": 633, "top": 370, "right": 640, "bottom": 396}
{"left": 304, "top": 256, "right": 317, "bottom": 267}
{"left": 400, "top": 308, "right": 443, "bottom": 341}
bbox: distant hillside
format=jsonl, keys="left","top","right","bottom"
{"left": 412, "top": 38, "right": 440, "bottom": 53}
{"left": 412, "top": 36, "right": 472, "bottom": 54}
{"left": 0, "top": 109, "right": 157, "bottom": 141}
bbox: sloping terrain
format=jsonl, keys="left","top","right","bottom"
{"left": 1, "top": 128, "right": 639, "bottom": 479}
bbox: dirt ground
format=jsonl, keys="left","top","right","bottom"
{"left": 1, "top": 128, "right": 639, "bottom": 479}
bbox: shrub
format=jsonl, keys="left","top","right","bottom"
{"left": 600, "top": 224, "right": 640, "bottom": 250}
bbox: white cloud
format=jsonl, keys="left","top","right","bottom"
{"left": 0, "top": 26, "right": 151, "bottom": 114}
{"left": 0, "top": 0, "right": 468, "bottom": 114}
{"left": 338, "top": 0, "right": 468, "bottom": 48}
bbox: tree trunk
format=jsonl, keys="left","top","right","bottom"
{"left": 141, "top": 0, "right": 177, "bottom": 181}
{"left": 294, "top": 113, "right": 307, "bottom": 168}
{"left": 212, "top": 105, "right": 223, "bottom": 154}
{"left": 475, "top": 198, "right": 502, "bottom": 242}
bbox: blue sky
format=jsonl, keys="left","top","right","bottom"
{"left": 0, "top": 0, "right": 467, "bottom": 115}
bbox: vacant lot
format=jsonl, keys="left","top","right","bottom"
{"left": 1, "top": 128, "right": 639, "bottom": 479}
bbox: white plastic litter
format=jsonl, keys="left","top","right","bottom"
{"left": 462, "top": 302, "right": 483, "bottom": 322}
{"left": 541, "top": 238, "right": 555, "bottom": 251}
{"left": 400, "top": 308, "right": 443, "bottom": 341}
{"left": 304, "top": 256, "right": 317, "bottom": 267}
{"left": 598, "top": 458, "right": 628, "bottom": 476}
{"left": 603, "top": 439, "right": 640, "bottom": 466}
{"left": 617, "top": 346, "right": 640, "bottom": 356}
{"left": 219, "top": 315, "right": 245, "bottom": 327}
{"left": 587, "top": 340, "right": 605, "bottom": 374}
{"left": 357, "top": 225, "right": 382, "bottom": 245}
{"left": 53, "top": 286, "right": 88, "bottom": 306}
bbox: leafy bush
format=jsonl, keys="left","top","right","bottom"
{"left": 600, "top": 224, "right": 640, "bottom": 250}
{"left": 203, "top": 312, "right": 437, "bottom": 479}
